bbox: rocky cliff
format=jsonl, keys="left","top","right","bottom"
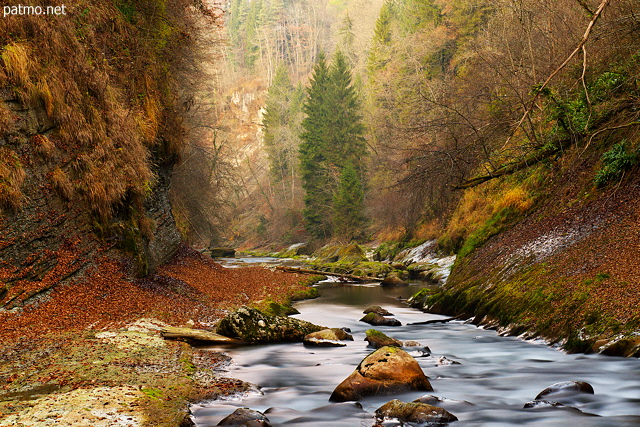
{"left": 0, "top": 1, "right": 191, "bottom": 310}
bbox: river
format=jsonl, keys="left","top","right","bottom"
{"left": 191, "top": 259, "right": 640, "bottom": 426}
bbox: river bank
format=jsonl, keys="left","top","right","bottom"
{"left": 0, "top": 245, "right": 317, "bottom": 426}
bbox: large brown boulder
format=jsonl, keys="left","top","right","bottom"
{"left": 216, "top": 306, "right": 323, "bottom": 343}
{"left": 304, "top": 328, "right": 354, "bottom": 347}
{"left": 375, "top": 399, "right": 458, "bottom": 426}
{"left": 329, "top": 346, "right": 433, "bottom": 402}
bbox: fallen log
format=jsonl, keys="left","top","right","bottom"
{"left": 407, "top": 315, "right": 464, "bottom": 326}
{"left": 161, "top": 327, "right": 244, "bottom": 345}
{"left": 275, "top": 266, "right": 381, "bottom": 283}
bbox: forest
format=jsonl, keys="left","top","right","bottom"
{"left": 194, "top": 0, "right": 640, "bottom": 252}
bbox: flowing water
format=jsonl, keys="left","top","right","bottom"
{"left": 191, "top": 260, "right": 640, "bottom": 426}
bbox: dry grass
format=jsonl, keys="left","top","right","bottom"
{"left": 0, "top": 0, "right": 195, "bottom": 226}
{"left": 0, "top": 102, "right": 12, "bottom": 137}
{"left": 0, "top": 148, "right": 26, "bottom": 212}
{"left": 50, "top": 167, "right": 73, "bottom": 201}
{"left": 32, "top": 134, "right": 56, "bottom": 158}
{"left": 1, "top": 43, "right": 32, "bottom": 87}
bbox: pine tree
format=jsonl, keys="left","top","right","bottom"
{"left": 333, "top": 164, "right": 367, "bottom": 240}
{"left": 299, "top": 52, "right": 368, "bottom": 240}
{"left": 300, "top": 54, "right": 333, "bottom": 238}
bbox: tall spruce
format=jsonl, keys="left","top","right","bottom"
{"left": 300, "top": 53, "right": 333, "bottom": 238}
{"left": 299, "top": 51, "right": 367, "bottom": 239}
{"left": 333, "top": 163, "right": 367, "bottom": 240}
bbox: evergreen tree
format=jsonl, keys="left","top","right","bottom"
{"left": 299, "top": 52, "right": 368, "bottom": 240}
{"left": 338, "top": 12, "right": 357, "bottom": 67}
{"left": 263, "top": 64, "right": 296, "bottom": 183}
{"left": 300, "top": 54, "right": 333, "bottom": 238}
{"left": 333, "top": 164, "right": 367, "bottom": 240}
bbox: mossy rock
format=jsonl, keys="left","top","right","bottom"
{"left": 255, "top": 300, "right": 300, "bottom": 317}
{"left": 290, "top": 286, "right": 320, "bottom": 301}
{"left": 365, "top": 329, "right": 402, "bottom": 349}
{"left": 360, "top": 313, "right": 401, "bottom": 327}
{"left": 217, "top": 307, "right": 324, "bottom": 343}
{"left": 375, "top": 399, "right": 458, "bottom": 426}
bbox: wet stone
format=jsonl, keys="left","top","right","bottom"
{"left": 360, "top": 312, "right": 401, "bottom": 327}
{"left": 375, "top": 399, "right": 458, "bottom": 426}
{"left": 363, "top": 305, "right": 394, "bottom": 316}
{"left": 217, "top": 407, "right": 271, "bottom": 426}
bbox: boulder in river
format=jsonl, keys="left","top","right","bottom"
{"left": 363, "top": 305, "right": 393, "bottom": 316}
{"left": 304, "top": 328, "right": 354, "bottom": 347}
{"left": 403, "top": 340, "right": 431, "bottom": 357}
{"left": 216, "top": 306, "right": 324, "bottom": 343}
{"left": 217, "top": 407, "right": 271, "bottom": 426}
{"left": 380, "top": 272, "right": 408, "bottom": 287}
{"left": 375, "top": 399, "right": 458, "bottom": 426}
{"left": 435, "top": 356, "right": 461, "bottom": 366}
{"left": 365, "top": 329, "right": 402, "bottom": 349}
{"left": 535, "top": 381, "right": 594, "bottom": 400}
{"left": 330, "top": 346, "right": 433, "bottom": 402}
{"left": 360, "top": 312, "right": 401, "bottom": 327}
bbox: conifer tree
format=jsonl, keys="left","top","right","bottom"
{"left": 300, "top": 54, "right": 333, "bottom": 238}
{"left": 299, "top": 51, "right": 368, "bottom": 240}
{"left": 333, "top": 163, "right": 367, "bottom": 240}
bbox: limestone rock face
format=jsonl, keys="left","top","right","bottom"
{"left": 216, "top": 307, "right": 323, "bottom": 343}
{"left": 364, "top": 329, "right": 402, "bottom": 349}
{"left": 304, "top": 328, "right": 354, "bottom": 347}
{"left": 360, "top": 312, "right": 401, "bottom": 327}
{"left": 329, "top": 346, "right": 432, "bottom": 402}
{"left": 374, "top": 399, "right": 458, "bottom": 426}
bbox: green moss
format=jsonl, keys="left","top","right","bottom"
{"left": 290, "top": 286, "right": 320, "bottom": 301}
{"left": 142, "top": 387, "right": 163, "bottom": 400}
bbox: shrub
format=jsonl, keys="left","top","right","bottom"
{"left": 594, "top": 141, "right": 638, "bottom": 187}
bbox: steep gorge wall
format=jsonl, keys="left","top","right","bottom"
{"left": 0, "top": 1, "right": 194, "bottom": 310}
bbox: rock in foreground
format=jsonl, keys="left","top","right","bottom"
{"left": 217, "top": 408, "right": 271, "bottom": 426}
{"left": 360, "top": 312, "right": 401, "bottom": 327}
{"left": 304, "top": 328, "right": 354, "bottom": 347}
{"left": 330, "top": 346, "right": 432, "bottom": 402}
{"left": 216, "top": 307, "right": 323, "bottom": 343}
{"left": 375, "top": 399, "right": 458, "bottom": 426}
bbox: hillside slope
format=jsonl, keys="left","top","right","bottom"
{"left": 416, "top": 142, "right": 640, "bottom": 357}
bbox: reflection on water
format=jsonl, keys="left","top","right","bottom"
{"left": 192, "top": 264, "right": 640, "bottom": 426}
